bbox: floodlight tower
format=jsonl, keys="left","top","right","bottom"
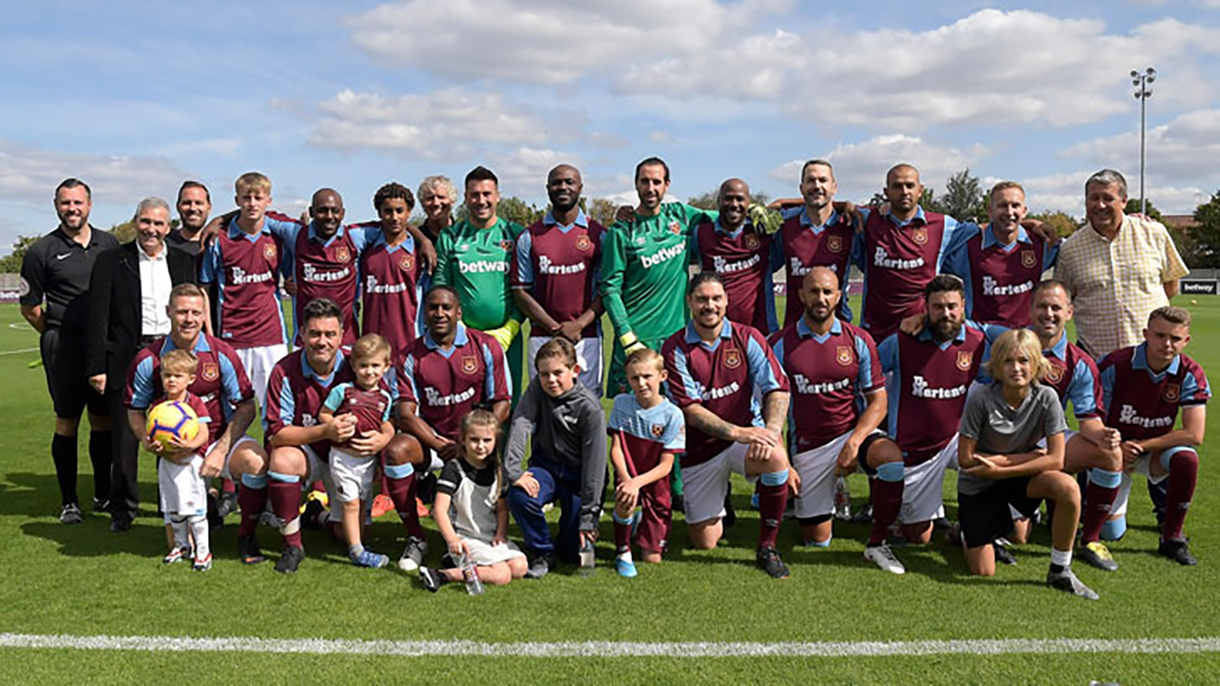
{"left": 1131, "top": 67, "right": 1156, "bottom": 216}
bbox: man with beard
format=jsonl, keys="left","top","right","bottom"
{"left": 878, "top": 275, "right": 987, "bottom": 547}
{"left": 690, "top": 178, "right": 777, "bottom": 334}
{"left": 167, "top": 181, "right": 213, "bottom": 259}
{"left": 87, "top": 197, "right": 198, "bottom": 532}
{"left": 512, "top": 164, "right": 606, "bottom": 393}
{"left": 21, "top": 178, "right": 120, "bottom": 524}
{"left": 662, "top": 272, "right": 793, "bottom": 578}
{"left": 770, "top": 267, "right": 906, "bottom": 573}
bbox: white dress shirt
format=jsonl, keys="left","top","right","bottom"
{"left": 138, "top": 241, "right": 173, "bottom": 337}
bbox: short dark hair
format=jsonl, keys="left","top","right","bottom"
{"left": 536, "top": 338, "right": 577, "bottom": 369}
{"left": 687, "top": 270, "right": 725, "bottom": 296}
{"left": 635, "top": 157, "right": 670, "bottom": 183}
{"left": 373, "top": 182, "right": 415, "bottom": 212}
{"left": 425, "top": 285, "right": 460, "bottom": 304}
{"left": 800, "top": 159, "right": 834, "bottom": 181}
{"left": 177, "top": 180, "right": 211, "bottom": 203}
{"left": 1032, "top": 279, "right": 1070, "bottom": 299}
{"left": 465, "top": 166, "right": 498, "bottom": 189}
{"left": 1149, "top": 306, "right": 1191, "bottom": 327}
{"left": 301, "top": 298, "right": 343, "bottom": 328}
{"left": 924, "top": 274, "right": 965, "bottom": 300}
{"left": 55, "top": 178, "right": 91, "bottom": 200}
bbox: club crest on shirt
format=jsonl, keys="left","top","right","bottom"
{"left": 744, "top": 234, "right": 760, "bottom": 250}
{"left": 1045, "top": 363, "right": 1064, "bottom": 384}
{"left": 669, "top": 221, "right": 683, "bottom": 235}
{"left": 1163, "top": 383, "right": 1181, "bottom": 403}
{"left": 461, "top": 355, "right": 479, "bottom": 375}
{"left": 836, "top": 345, "right": 853, "bottom": 366}
{"left": 912, "top": 227, "right": 929, "bottom": 245}
{"left": 575, "top": 235, "right": 592, "bottom": 252}
{"left": 335, "top": 245, "right": 351, "bottom": 263}
{"left": 263, "top": 242, "right": 277, "bottom": 260}
{"left": 827, "top": 235, "right": 844, "bottom": 253}
{"left": 399, "top": 253, "right": 415, "bottom": 273}
{"left": 499, "top": 240, "right": 514, "bottom": 253}
{"left": 201, "top": 362, "right": 219, "bottom": 382}
{"left": 724, "top": 347, "right": 742, "bottom": 369}
{"left": 1021, "top": 249, "right": 1037, "bottom": 269}
{"left": 956, "top": 350, "right": 973, "bottom": 370}
{"left": 651, "top": 423, "right": 665, "bottom": 438}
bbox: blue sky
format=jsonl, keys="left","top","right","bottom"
{"left": 4, "top": 0, "right": 1220, "bottom": 250}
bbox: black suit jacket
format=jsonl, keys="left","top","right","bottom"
{"left": 86, "top": 241, "right": 197, "bottom": 392}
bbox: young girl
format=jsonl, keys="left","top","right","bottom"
{"left": 420, "top": 410, "right": 527, "bottom": 591}
{"left": 957, "top": 328, "right": 1098, "bottom": 600}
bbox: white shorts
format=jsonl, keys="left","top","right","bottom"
{"left": 330, "top": 447, "right": 377, "bottom": 504}
{"left": 159, "top": 454, "right": 207, "bottom": 516}
{"left": 301, "top": 444, "right": 344, "bottom": 522}
{"left": 682, "top": 442, "right": 757, "bottom": 525}
{"left": 463, "top": 537, "right": 526, "bottom": 566}
{"left": 236, "top": 343, "right": 289, "bottom": 411}
{"left": 206, "top": 434, "right": 261, "bottom": 481}
{"left": 1112, "top": 448, "right": 1178, "bottom": 518}
{"left": 791, "top": 430, "right": 881, "bottom": 520}
{"left": 527, "top": 335, "right": 603, "bottom": 395}
{"left": 899, "top": 435, "right": 959, "bottom": 525}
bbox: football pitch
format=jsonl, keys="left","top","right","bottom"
{"left": 1, "top": 299, "right": 1218, "bottom": 684}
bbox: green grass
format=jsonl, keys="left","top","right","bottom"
{"left": 1, "top": 298, "right": 1219, "bottom": 684}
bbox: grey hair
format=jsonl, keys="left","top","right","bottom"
{"left": 133, "top": 196, "right": 171, "bottom": 221}
{"left": 1085, "top": 169, "right": 1128, "bottom": 199}
{"left": 417, "top": 175, "right": 458, "bottom": 204}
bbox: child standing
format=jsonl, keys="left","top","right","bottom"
{"left": 957, "top": 328, "right": 1098, "bottom": 599}
{"left": 142, "top": 350, "right": 212, "bottom": 571}
{"left": 318, "top": 333, "right": 396, "bottom": 568}
{"left": 420, "top": 410, "right": 527, "bottom": 591}
{"left": 608, "top": 348, "right": 684, "bottom": 578}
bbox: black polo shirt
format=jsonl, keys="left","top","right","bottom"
{"left": 20, "top": 226, "right": 119, "bottom": 331}
{"left": 165, "top": 228, "right": 204, "bottom": 258}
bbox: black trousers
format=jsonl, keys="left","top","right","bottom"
{"left": 106, "top": 389, "right": 141, "bottom": 517}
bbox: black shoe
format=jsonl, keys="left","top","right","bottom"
{"left": 419, "top": 567, "right": 443, "bottom": 593}
{"left": 207, "top": 493, "right": 223, "bottom": 528}
{"left": 216, "top": 491, "right": 238, "bottom": 519}
{"left": 92, "top": 497, "right": 111, "bottom": 513}
{"left": 1077, "top": 541, "right": 1119, "bottom": 572}
{"left": 756, "top": 546, "right": 790, "bottom": 579}
{"left": 1158, "top": 538, "right": 1197, "bottom": 566}
{"left": 525, "top": 552, "right": 554, "bottom": 579}
{"left": 300, "top": 497, "right": 325, "bottom": 530}
{"left": 1047, "top": 568, "right": 1099, "bottom": 600}
{"left": 275, "top": 545, "right": 305, "bottom": 574}
{"left": 851, "top": 502, "right": 874, "bottom": 525}
{"left": 417, "top": 472, "right": 438, "bottom": 506}
{"left": 993, "top": 539, "right": 1018, "bottom": 566}
{"left": 723, "top": 490, "right": 737, "bottom": 528}
{"left": 238, "top": 534, "right": 266, "bottom": 565}
{"left": 109, "top": 511, "right": 133, "bottom": 533}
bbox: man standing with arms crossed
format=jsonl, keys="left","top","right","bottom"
{"left": 21, "top": 178, "right": 119, "bottom": 524}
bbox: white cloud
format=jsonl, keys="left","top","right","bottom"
{"left": 1016, "top": 170, "right": 1204, "bottom": 215}
{"left": 308, "top": 87, "right": 557, "bottom": 160}
{"left": 611, "top": 9, "right": 1220, "bottom": 129}
{"left": 487, "top": 147, "right": 586, "bottom": 197}
{"left": 0, "top": 139, "right": 192, "bottom": 207}
{"left": 1060, "top": 109, "right": 1220, "bottom": 187}
{"left": 345, "top": 0, "right": 737, "bottom": 85}
{"left": 770, "top": 134, "right": 991, "bottom": 202}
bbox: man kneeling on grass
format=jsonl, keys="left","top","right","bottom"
{"left": 956, "top": 328, "right": 1099, "bottom": 599}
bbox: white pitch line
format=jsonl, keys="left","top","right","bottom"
{"left": 0, "top": 634, "right": 1218, "bottom": 658}
{"left": 0, "top": 347, "right": 38, "bottom": 356}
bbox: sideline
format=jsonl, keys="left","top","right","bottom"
{"left": 1, "top": 633, "right": 1218, "bottom": 657}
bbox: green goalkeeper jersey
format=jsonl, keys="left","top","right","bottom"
{"left": 601, "top": 203, "right": 714, "bottom": 343}
{"left": 434, "top": 217, "right": 525, "bottom": 331}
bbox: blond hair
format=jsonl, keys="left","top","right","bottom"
{"left": 235, "top": 171, "right": 272, "bottom": 195}
{"left": 351, "top": 333, "right": 392, "bottom": 365}
{"left": 625, "top": 347, "right": 665, "bottom": 374}
{"left": 161, "top": 349, "right": 199, "bottom": 376}
{"left": 985, "top": 328, "right": 1049, "bottom": 383}
{"left": 988, "top": 181, "right": 1025, "bottom": 205}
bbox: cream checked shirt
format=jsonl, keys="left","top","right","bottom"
{"left": 1055, "top": 215, "right": 1187, "bottom": 358}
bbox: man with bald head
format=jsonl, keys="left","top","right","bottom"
{"left": 850, "top": 164, "right": 984, "bottom": 342}
{"left": 770, "top": 267, "right": 907, "bottom": 573}
{"left": 283, "top": 188, "right": 364, "bottom": 347}
{"left": 512, "top": 164, "right": 606, "bottom": 392}
{"left": 690, "top": 178, "right": 778, "bottom": 333}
